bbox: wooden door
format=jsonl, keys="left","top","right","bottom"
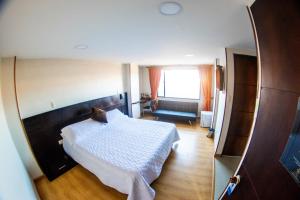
{"left": 222, "top": 54, "right": 257, "bottom": 156}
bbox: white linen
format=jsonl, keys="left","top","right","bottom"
{"left": 106, "top": 108, "right": 125, "bottom": 122}
{"left": 61, "top": 119, "right": 105, "bottom": 145}
{"left": 62, "top": 115, "right": 179, "bottom": 200}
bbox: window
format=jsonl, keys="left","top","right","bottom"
{"left": 158, "top": 69, "right": 200, "bottom": 99}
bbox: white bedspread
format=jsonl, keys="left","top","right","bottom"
{"left": 63, "top": 116, "right": 179, "bottom": 200}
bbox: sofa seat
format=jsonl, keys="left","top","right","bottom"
{"left": 153, "top": 109, "right": 197, "bottom": 121}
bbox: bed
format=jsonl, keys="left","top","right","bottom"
{"left": 61, "top": 109, "right": 180, "bottom": 200}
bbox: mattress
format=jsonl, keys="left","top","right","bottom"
{"left": 62, "top": 116, "right": 179, "bottom": 200}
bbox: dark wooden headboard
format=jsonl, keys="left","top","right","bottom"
{"left": 23, "top": 93, "right": 128, "bottom": 181}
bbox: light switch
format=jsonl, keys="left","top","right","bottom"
{"left": 50, "top": 101, "right": 55, "bottom": 108}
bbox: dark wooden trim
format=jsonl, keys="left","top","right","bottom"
{"left": 13, "top": 56, "right": 24, "bottom": 127}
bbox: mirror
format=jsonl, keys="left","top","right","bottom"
{"left": 0, "top": 1, "right": 258, "bottom": 200}
{"left": 280, "top": 98, "right": 300, "bottom": 185}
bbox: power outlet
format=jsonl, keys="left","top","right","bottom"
{"left": 58, "top": 139, "right": 63, "bottom": 145}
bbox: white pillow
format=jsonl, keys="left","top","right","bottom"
{"left": 106, "top": 109, "right": 125, "bottom": 122}
{"left": 61, "top": 118, "right": 105, "bottom": 145}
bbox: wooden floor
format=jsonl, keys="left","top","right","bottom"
{"left": 35, "top": 116, "right": 214, "bottom": 200}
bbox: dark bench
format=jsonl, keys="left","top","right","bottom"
{"left": 152, "top": 100, "right": 198, "bottom": 124}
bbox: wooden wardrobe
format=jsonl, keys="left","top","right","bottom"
{"left": 222, "top": 0, "right": 300, "bottom": 199}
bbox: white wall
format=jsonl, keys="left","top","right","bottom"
{"left": 1, "top": 58, "right": 42, "bottom": 178}
{"left": 246, "top": 0, "right": 256, "bottom": 6}
{"left": 0, "top": 59, "right": 39, "bottom": 200}
{"left": 213, "top": 48, "right": 227, "bottom": 153}
{"left": 1, "top": 58, "right": 124, "bottom": 178}
{"left": 214, "top": 91, "right": 226, "bottom": 151}
{"left": 139, "top": 67, "right": 151, "bottom": 95}
{"left": 130, "top": 64, "right": 141, "bottom": 118}
{"left": 16, "top": 59, "right": 124, "bottom": 118}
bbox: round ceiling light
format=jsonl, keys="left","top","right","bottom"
{"left": 159, "top": 2, "right": 182, "bottom": 16}
{"left": 74, "top": 44, "right": 88, "bottom": 50}
{"left": 185, "top": 54, "right": 195, "bottom": 57}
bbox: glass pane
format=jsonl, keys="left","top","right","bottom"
{"left": 280, "top": 98, "right": 300, "bottom": 185}
{"left": 164, "top": 69, "right": 200, "bottom": 99}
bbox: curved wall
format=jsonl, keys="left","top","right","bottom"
{"left": 0, "top": 59, "right": 38, "bottom": 200}
{"left": 223, "top": 0, "right": 300, "bottom": 199}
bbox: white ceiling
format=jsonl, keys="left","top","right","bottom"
{"left": 0, "top": 0, "right": 255, "bottom": 65}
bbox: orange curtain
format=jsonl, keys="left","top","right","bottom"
{"left": 148, "top": 67, "right": 162, "bottom": 100}
{"left": 199, "top": 65, "right": 213, "bottom": 111}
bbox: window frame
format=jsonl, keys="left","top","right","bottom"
{"left": 157, "top": 69, "right": 201, "bottom": 100}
